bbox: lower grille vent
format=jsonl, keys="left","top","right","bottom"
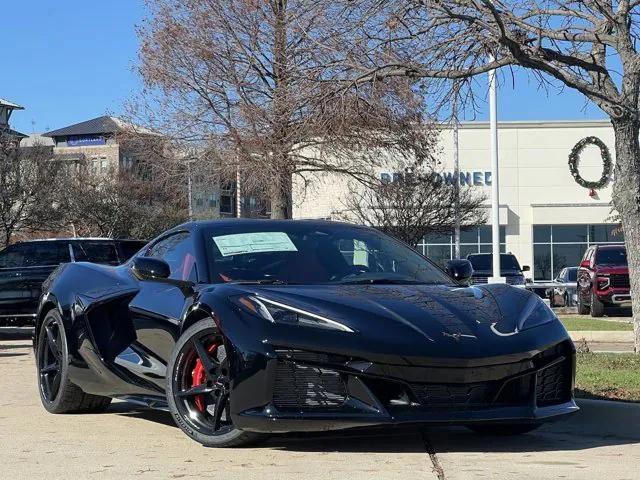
{"left": 273, "top": 361, "right": 348, "bottom": 411}
{"left": 410, "top": 382, "right": 495, "bottom": 408}
{"left": 536, "top": 359, "right": 571, "bottom": 406}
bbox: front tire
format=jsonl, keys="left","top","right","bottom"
{"left": 577, "top": 293, "right": 589, "bottom": 315}
{"left": 467, "top": 423, "right": 542, "bottom": 436}
{"left": 590, "top": 292, "right": 605, "bottom": 317}
{"left": 166, "top": 318, "right": 263, "bottom": 447}
{"left": 36, "top": 310, "right": 111, "bottom": 413}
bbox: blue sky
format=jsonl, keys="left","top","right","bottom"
{"left": 3, "top": 0, "right": 607, "bottom": 134}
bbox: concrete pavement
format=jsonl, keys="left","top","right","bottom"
{"left": 1, "top": 339, "right": 639, "bottom": 479}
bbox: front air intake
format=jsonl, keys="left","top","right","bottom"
{"left": 273, "top": 361, "right": 348, "bottom": 411}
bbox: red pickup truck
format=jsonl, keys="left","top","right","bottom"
{"left": 577, "top": 244, "right": 631, "bottom": 317}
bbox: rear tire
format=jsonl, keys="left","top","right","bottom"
{"left": 166, "top": 318, "right": 264, "bottom": 447}
{"left": 36, "top": 310, "right": 112, "bottom": 414}
{"left": 577, "top": 294, "right": 589, "bottom": 315}
{"left": 590, "top": 292, "right": 605, "bottom": 318}
{"left": 467, "top": 423, "right": 542, "bottom": 436}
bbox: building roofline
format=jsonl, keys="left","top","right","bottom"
{"left": 446, "top": 119, "right": 612, "bottom": 129}
{"left": 0, "top": 98, "right": 24, "bottom": 110}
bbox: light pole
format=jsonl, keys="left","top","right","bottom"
{"left": 452, "top": 81, "right": 461, "bottom": 259}
{"left": 488, "top": 55, "right": 503, "bottom": 283}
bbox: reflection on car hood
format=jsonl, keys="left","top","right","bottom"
{"left": 247, "top": 283, "right": 537, "bottom": 346}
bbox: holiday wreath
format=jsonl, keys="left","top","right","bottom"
{"left": 568, "top": 136, "right": 612, "bottom": 189}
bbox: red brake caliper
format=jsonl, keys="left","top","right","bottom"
{"left": 191, "top": 342, "right": 219, "bottom": 413}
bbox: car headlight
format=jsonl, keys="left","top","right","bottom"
{"left": 231, "top": 295, "right": 354, "bottom": 332}
{"left": 518, "top": 295, "right": 557, "bottom": 331}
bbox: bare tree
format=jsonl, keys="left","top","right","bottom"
{"left": 62, "top": 168, "right": 188, "bottom": 240}
{"left": 135, "top": 0, "right": 435, "bottom": 218}
{"left": 0, "top": 134, "right": 65, "bottom": 247}
{"left": 329, "top": 0, "right": 640, "bottom": 352}
{"left": 340, "top": 163, "right": 487, "bottom": 247}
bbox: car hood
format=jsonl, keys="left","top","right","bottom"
{"left": 593, "top": 265, "right": 628, "bottom": 275}
{"left": 229, "top": 283, "right": 547, "bottom": 355}
{"left": 472, "top": 269, "right": 523, "bottom": 277}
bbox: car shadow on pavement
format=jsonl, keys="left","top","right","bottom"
{"left": 111, "top": 399, "right": 640, "bottom": 453}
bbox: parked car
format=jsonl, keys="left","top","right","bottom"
{"left": 577, "top": 244, "right": 630, "bottom": 317}
{"left": 0, "top": 238, "right": 146, "bottom": 325}
{"left": 466, "top": 253, "right": 530, "bottom": 287}
{"left": 548, "top": 267, "right": 579, "bottom": 307}
{"left": 33, "top": 220, "right": 576, "bottom": 447}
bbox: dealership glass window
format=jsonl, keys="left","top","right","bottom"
{"left": 532, "top": 224, "right": 624, "bottom": 281}
{"left": 417, "top": 226, "right": 506, "bottom": 267}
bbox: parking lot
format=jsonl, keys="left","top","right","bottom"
{"left": 1, "top": 336, "right": 639, "bottom": 480}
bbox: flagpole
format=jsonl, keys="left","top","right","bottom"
{"left": 488, "top": 56, "right": 503, "bottom": 283}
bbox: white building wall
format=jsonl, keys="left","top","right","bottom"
{"left": 293, "top": 120, "right": 617, "bottom": 279}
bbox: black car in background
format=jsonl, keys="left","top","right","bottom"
{"left": 33, "top": 220, "right": 576, "bottom": 447}
{"left": 466, "top": 253, "right": 530, "bottom": 287}
{"left": 0, "top": 238, "right": 145, "bottom": 325}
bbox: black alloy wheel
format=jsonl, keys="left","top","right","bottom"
{"left": 36, "top": 310, "right": 111, "bottom": 413}
{"left": 167, "top": 319, "right": 263, "bottom": 447}
{"left": 38, "top": 316, "right": 64, "bottom": 402}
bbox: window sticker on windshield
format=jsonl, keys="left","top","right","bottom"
{"left": 213, "top": 232, "right": 298, "bottom": 257}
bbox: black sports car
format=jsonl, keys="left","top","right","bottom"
{"left": 33, "top": 220, "right": 577, "bottom": 447}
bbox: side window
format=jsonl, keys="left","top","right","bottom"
{"left": 72, "top": 242, "right": 119, "bottom": 265}
{"left": 29, "top": 242, "right": 71, "bottom": 266}
{"left": 0, "top": 244, "right": 27, "bottom": 268}
{"left": 147, "top": 232, "right": 198, "bottom": 282}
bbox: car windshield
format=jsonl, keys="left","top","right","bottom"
{"left": 204, "top": 223, "right": 451, "bottom": 285}
{"left": 595, "top": 247, "right": 627, "bottom": 266}
{"left": 467, "top": 254, "right": 521, "bottom": 272}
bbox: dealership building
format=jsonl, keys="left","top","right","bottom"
{"left": 292, "top": 120, "right": 624, "bottom": 282}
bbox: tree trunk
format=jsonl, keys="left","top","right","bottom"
{"left": 269, "top": 168, "right": 292, "bottom": 219}
{"left": 611, "top": 118, "right": 640, "bottom": 353}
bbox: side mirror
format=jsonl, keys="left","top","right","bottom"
{"left": 522, "top": 265, "right": 530, "bottom": 272}
{"left": 131, "top": 256, "right": 194, "bottom": 295}
{"left": 446, "top": 259, "right": 474, "bottom": 284}
{"left": 132, "top": 256, "right": 171, "bottom": 281}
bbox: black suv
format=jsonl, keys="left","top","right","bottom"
{"left": 466, "top": 253, "right": 530, "bottom": 287}
{"left": 0, "top": 238, "right": 146, "bottom": 325}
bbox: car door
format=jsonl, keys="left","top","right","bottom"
{"left": 0, "top": 242, "right": 70, "bottom": 318}
{"left": 127, "top": 231, "right": 199, "bottom": 367}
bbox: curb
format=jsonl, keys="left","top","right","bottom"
{"left": 569, "top": 331, "right": 633, "bottom": 343}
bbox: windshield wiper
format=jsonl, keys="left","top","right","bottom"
{"left": 228, "top": 279, "right": 293, "bottom": 285}
{"left": 337, "top": 278, "right": 427, "bottom": 285}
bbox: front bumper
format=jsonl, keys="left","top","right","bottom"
{"left": 230, "top": 340, "right": 578, "bottom": 434}
{"left": 596, "top": 288, "right": 632, "bottom": 307}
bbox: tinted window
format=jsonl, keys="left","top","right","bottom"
{"left": 205, "top": 224, "right": 451, "bottom": 285}
{"left": 72, "top": 242, "right": 119, "bottom": 265}
{"left": 119, "top": 241, "right": 146, "bottom": 261}
{"left": 595, "top": 247, "right": 627, "bottom": 266}
{"left": 147, "top": 232, "right": 197, "bottom": 282}
{"left": 0, "top": 242, "right": 70, "bottom": 268}
{"left": 467, "top": 254, "right": 521, "bottom": 271}
{"left": 566, "top": 268, "right": 578, "bottom": 282}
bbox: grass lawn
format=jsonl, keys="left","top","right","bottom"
{"left": 576, "top": 353, "right": 640, "bottom": 402}
{"left": 560, "top": 316, "right": 633, "bottom": 331}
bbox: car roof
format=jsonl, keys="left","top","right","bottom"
{"left": 12, "top": 238, "right": 144, "bottom": 244}
{"left": 595, "top": 244, "right": 625, "bottom": 250}
{"left": 467, "top": 252, "right": 516, "bottom": 257}
{"left": 172, "top": 218, "right": 371, "bottom": 233}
